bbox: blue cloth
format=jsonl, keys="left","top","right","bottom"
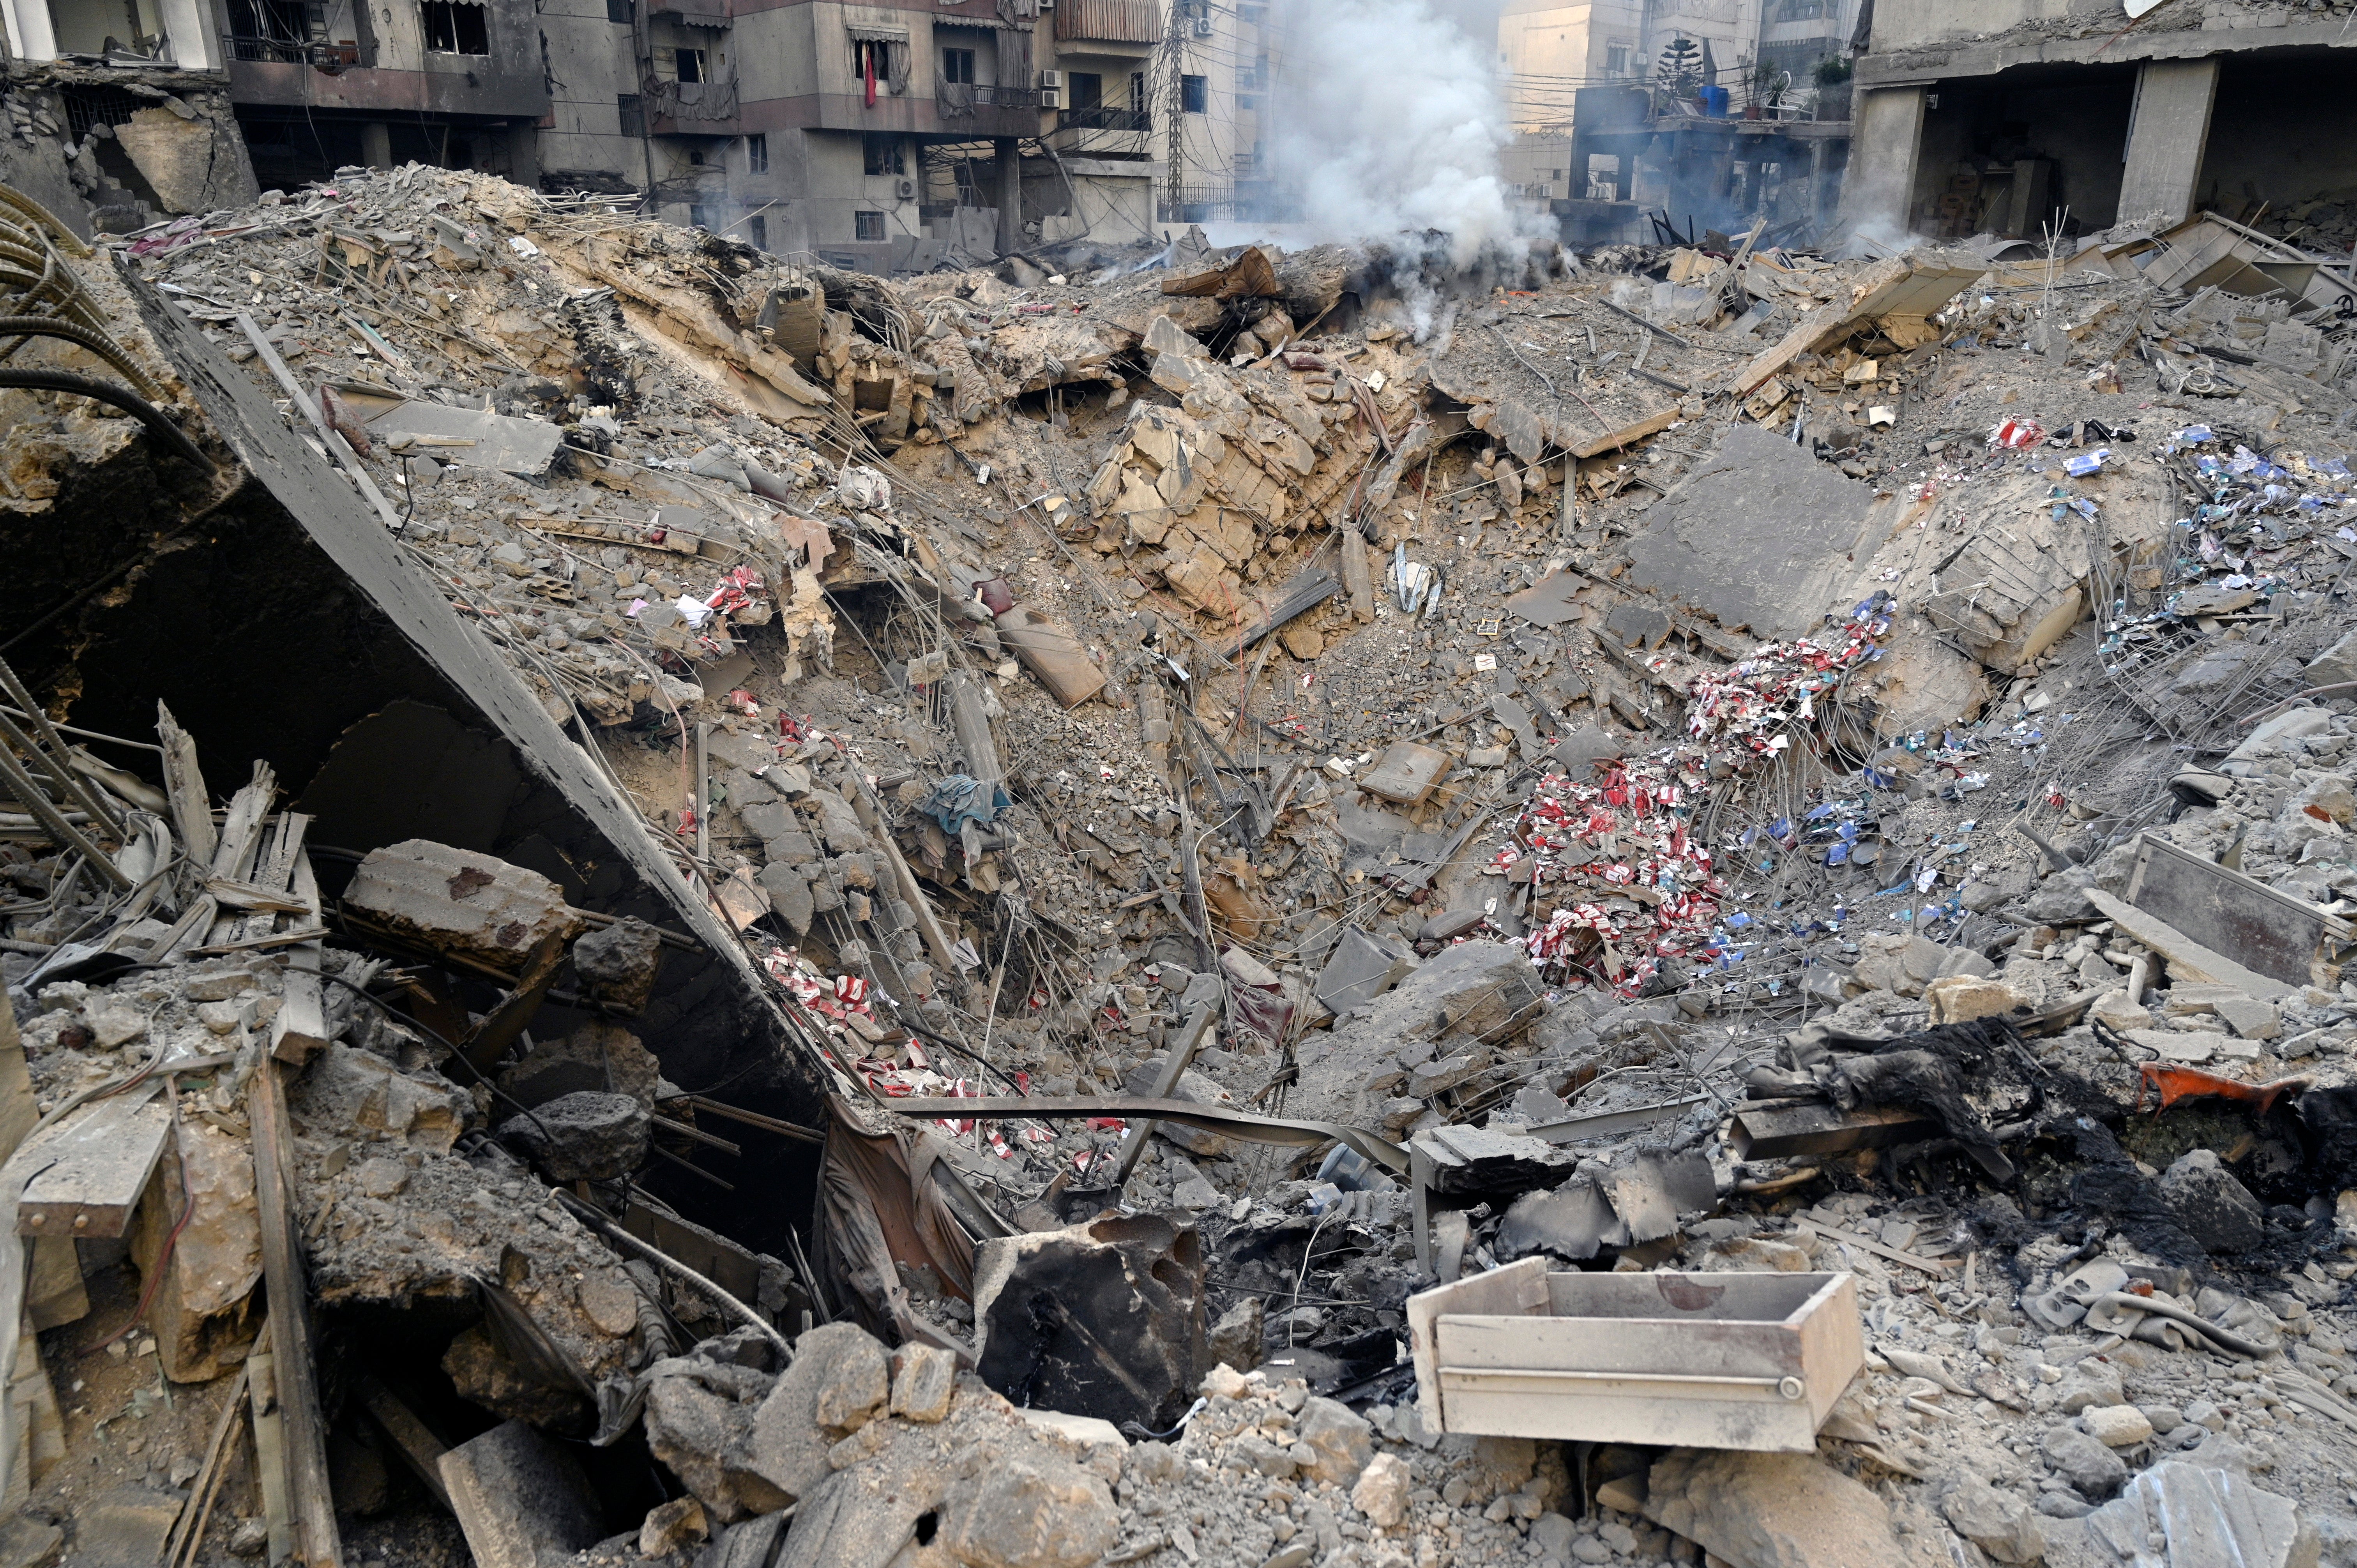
{"left": 922, "top": 774, "right": 1011, "bottom": 834}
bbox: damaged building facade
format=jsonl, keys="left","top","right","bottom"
{"left": 1501, "top": 0, "right": 1861, "bottom": 245}
{"left": 1843, "top": 0, "right": 2357, "bottom": 245}
{"left": 1, "top": 0, "right": 1186, "bottom": 257}
{"left": 19, "top": 0, "right": 2357, "bottom": 1561}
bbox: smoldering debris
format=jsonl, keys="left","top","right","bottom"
{"left": 14, "top": 159, "right": 2357, "bottom": 1567}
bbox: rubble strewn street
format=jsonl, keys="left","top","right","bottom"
{"left": 18, "top": 46, "right": 2357, "bottom": 1561}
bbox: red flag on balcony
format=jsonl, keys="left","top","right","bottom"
{"left": 864, "top": 44, "right": 877, "bottom": 107}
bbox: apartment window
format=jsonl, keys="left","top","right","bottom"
{"left": 1180, "top": 73, "right": 1206, "bottom": 113}
{"left": 1238, "top": 2, "right": 1263, "bottom": 24}
{"left": 617, "top": 91, "right": 644, "bottom": 135}
{"left": 419, "top": 0, "right": 488, "bottom": 54}
{"left": 690, "top": 203, "right": 711, "bottom": 228}
{"left": 748, "top": 214, "right": 767, "bottom": 249}
{"left": 862, "top": 132, "right": 904, "bottom": 175}
{"left": 851, "top": 37, "right": 888, "bottom": 81}
{"left": 1130, "top": 69, "right": 1145, "bottom": 108}
{"left": 746, "top": 132, "right": 767, "bottom": 171}
{"left": 1068, "top": 71, "right": 1101, "bottom": 108}
{"left": 605, "top": 0, "right": 631, "bottom": 21}
{"left": 674, "top": 45, "right": 707, "bottom": 82}
{"left": 1605, "top": 44, "right": 1628, "bottom": 74}
{"left": 1775, "top": 0, "right": 1825, "bottom": 17}
{"left": 942, "top": 46, "right": 975, "bottom": 83}
{"left": 855, "top": 210, "right": 885, "bottom": 241}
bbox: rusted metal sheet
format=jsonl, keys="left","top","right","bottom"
{"left": 1407, "top": 1261, "right": 1862, "bottom": 1452}
{"left": 2126, "top": 832, "right": 2341, "bottom": 989}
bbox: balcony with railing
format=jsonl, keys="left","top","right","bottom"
{"left": 1048, "top": 99, "right": 1150, "bottom": 155}
{"left": 645, "top": 72, "right": 740, "bottom": 126}
{"left": 222, "top": 31, "right": 350, "bottom": 63}
{"left": 1053, "top": 0, "right": 1157, "bottom": 45}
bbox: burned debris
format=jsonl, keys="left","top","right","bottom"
{"left": 11, "top": 120, "right": 2357, "bottom": 1568}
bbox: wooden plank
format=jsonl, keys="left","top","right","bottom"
{"left": 269, "top": 849, "right": 330, "bottom": 1067}
{"left": 208, "top": 765, "right": 279, "bottom": 882}
{"left": 353, "top": 1376, "right": 450, "bottom": 1509}
{"left": 1791, "top": 1274, "right": 1862, "bottom": 1430}
{"left": 1435, "top": 1312, "right": 1800, "bottom": 1383}
{"left": 206, "top": 766, "right": 279, "bottom": 945}
{"left": 1726, "top": 1101, "right": 1942, "bottom": 1160}
{"left": 251, "top": 1061, "right": 343, "bottom": 1567}
{"left": 15, "top": 1082, "right": 171, "bottom": 1239}
{"left": 1794, "top": 1217, "right": 1958, "bottom": 1275}
{"left": 1405, "top": 1257, "right": 1548, "bottom": 1432}
{"left": 1564, "top": 404, "right": 1680, "bottom": 459}
{"left": 248, "top": 1342, "right": 290, "bottom": 1565}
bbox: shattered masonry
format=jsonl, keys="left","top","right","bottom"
{"left": 13, "top": 146, "right": 2357, "bottom": 1568}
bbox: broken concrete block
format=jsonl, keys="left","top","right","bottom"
{"left": 2045, "top": 1423, "right": 2130, "bottom": 1500}
{"left": 440, "top": 1420, "right": 608, "bottom": 1566}
{"left": 2216, "top": 994, "right": 2283, "bottom": 1040}
{"left": 500, "top": 1020, "right": 659, "bottom": 1111}
{"left": 1315, "top": 927, "right": 1418, "bottom": 1014}
{"left": 74, "top": 1487, "right": 184, "bottom": 1565}
{"left": 129, "top": 1115, "right": 262, "bottom": 1383}
{"left": 1605, "top": 601, "right": 1671, "bottom": 649}
{"left": 1642, "top": 1448, "right": 1906, "bottom": 1568}
{"left": 1923, "top": 975, "right": 2028, "bottom": 1025}
{"left": 1353, "top": 1451, "right": 1413, "bottom": 1527}
{"left": 815, "top": 1330, "right": 889, "bottom": 1431}
{"left": 291, "top": 1044, "right": 467, "bottom": 1152}
{"left": 640, "top": 1496, "right": 709, "bottom": 1557}
{"left": 972, "top": 1215, "right": 1207, "bottom": 1432}
{"left": 888, "top": 1344, "right": 957, "bottom": 1423}
{"left": 939, "top": 1453, "right": 1122, "bottom": 1568}
{"left": 1943, "top": 1475, "right": 2044, "bottom": 1564}
{"left": 2084, "top": 1460, "right": 2317, "bottom": 1568}
{"left": 747, "top": 1323, "right": 895, "bottom": 1502}
{"left": 1294, "top": 1396, "right": 1372, "bottom": 1484}
{"left": 497, "top": 1090, "right": 650, "bottom": 1182}
{"left": 571, "top": 916, "right": 665, "bottom": 1012}
{"left": 343, "top": 839, "right": 585, "bottom": 972}
{"left": 1359, "top": 742, "right": 1453, "bottom": 805}
{"left": 2159, "top": 1149, "right": 2265, "bottom": 1254}
{"left": 1208, "top": 1296, "right": 1263, "bottom": 1372}
{"left": 2083, "top": 1404, "right": 2155, "bottom": 1447}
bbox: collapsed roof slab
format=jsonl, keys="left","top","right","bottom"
{"left": 1624, "top": 424, "right": 1880, "bottom": 644}
{"left": 70, "top": 284, "right": 832, "bottom": 1112}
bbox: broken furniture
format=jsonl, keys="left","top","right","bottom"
{"left": 2119, "top": 830, "right": 2353, "bottom": 992}
{"left": 1405, "top": 1258, "right": 1862, "bottom": 1451}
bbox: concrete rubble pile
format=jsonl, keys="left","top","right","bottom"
{"left": 13, "top": 157, "right": 2357, "bottom": 1566}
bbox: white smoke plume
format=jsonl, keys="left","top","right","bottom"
{"left": 1269, "top": 0, "right": 1551, "bottom": 266}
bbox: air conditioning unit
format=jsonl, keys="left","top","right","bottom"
{"left": 1040, "top": 86, "right": 1061, "bottom": 108}
{"left": 1191, "top": 16, "right": 1213, "bottom": 34}
{"left": 896, "top": 176, "right": 917, "bottom": 199}
{"left": 1038, "top": 69, "right": 1060, "bottom": 88}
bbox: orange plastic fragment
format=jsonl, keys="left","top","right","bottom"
{"left": 2135, "top": 1063, "right": 2311, "bottom": 1118}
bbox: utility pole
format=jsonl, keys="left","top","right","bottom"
{"left": 995, "top": 136, "right": 1021, "bottom": 256}
{"left": 1162, "top": 1, "right": 1185, "bottom": 226}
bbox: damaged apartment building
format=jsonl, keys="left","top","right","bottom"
{"left": 1841, "top": 0, "right": 2357, "bottom": 248}
{"left": 0, "top": 0, "right": 1235, "bottom": 260}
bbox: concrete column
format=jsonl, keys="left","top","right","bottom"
{"left": 1833, "top": 85, "right": 1926, "bottom": 244}
{"left": 2118, "top": 57, "right": 2217, "bottom": 229}
{"left": 361, "top": 122, "right": 392, "bottom": 169}
{"left": 993, "top": 135, "right": 1021, "bottom": 257}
